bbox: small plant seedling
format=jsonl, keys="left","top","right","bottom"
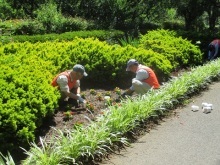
{"left": 106, "top": 98, "right": 113, "bottom": 106}
{"left": 105, "top": 91, "right": 111, "bottom": 96}
{"left": 86, "top": 102, "right": 95, "bottom": 111}
{"left": 89, "top": 89, "right": 97, "bottom": 95}
{"left": 114, "top": 87, "right": 121, "bottom": 95}
{"left": 81, "top": 92, "right": 86, "bottom": 99}
{"left": 63, "top": 110, "right": 74, "bottom": 120}
{"left": 96, "top": 93, "right": 103, "bottom": 101}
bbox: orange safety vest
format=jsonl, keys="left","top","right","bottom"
{"left": 137, "top": 65, "right": 160, "bottom": 89}
{"left": 51, "top": 71, "right": 77, "bottom": 90}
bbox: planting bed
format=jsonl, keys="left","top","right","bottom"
{"left": 16, "top": 68, "right": 189, "bottom": 164}
{"left": 37, "top": 87, "right": 127, "bottom": 142}
{"left": 36, "top": 69, "right": 188, "bottom": 144}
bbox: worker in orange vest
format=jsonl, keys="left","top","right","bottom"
{"left": 208, "top": 39, "right": 220, "bottom": 60}
{"left": 52, "top": 64, "right": 87, "bottom": 108}
{"left": 122, "top": 59, "right": 160, "bottom": 97}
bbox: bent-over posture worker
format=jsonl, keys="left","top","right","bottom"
{"left": 51, "top": 64, "right": 87, "bottom": 107}
{"left": 208, "top": 39, "right": 220, "bottom": 60}
{"left": 122, "top": 59, "right": 160, "bottom": 97}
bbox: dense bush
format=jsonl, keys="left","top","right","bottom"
{"left": 0, "top": 51, "right": 59, "bottom": 153}
{"left": 13, "top": 20, "right": 46, "bottom": 35}
{"left": 139, "top": 29, "right": 203, "bottom": 70}
{"left": 0, "top": 0, "right": 14, "bottom": 20}
{"left": 163, "top": 21, "right": 185, "bottom": 30}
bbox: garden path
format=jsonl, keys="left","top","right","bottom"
{"left": 101, "top": 81, "right": 220, "bottom": 165}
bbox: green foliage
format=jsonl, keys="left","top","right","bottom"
{"left": 0, "top": 51, "right": 59, "bottom": 153}
{"left": 13, "top": 19, "right": 46, "bottom": 35}
{"left": 0, "top": 30, "right": 124, "bottom": 44}
{"left": 0, "top": 0, "right": 14, "bottom": 20}
{"left": 175, "top": 0, "right": 205, "bottom": 30}
{"left": 0, "top": 0, "right": 26, "bottom": 20}
{"left": 0, "top": 19, "right": 21, "bottom": 36}
{"left": 34, "top": 1, "right": 65, "bottom": 33}
{"left": 61, "top": 17, "right": 91, "bottom": 32}
{"left": 0, "top": 0, "right": 219, "bottom": 32}
{"left": 139, "top": 29, "right": 203, "bottom": 70}
{"left": 163, "top": 21, "right": 185, "bottom": 30}
{"left": 118, "top": 36, "right": 140, "bottom": 47}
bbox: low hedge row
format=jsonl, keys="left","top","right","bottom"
{"left": 0, "top": 30, "right": 124, "bottom": 44}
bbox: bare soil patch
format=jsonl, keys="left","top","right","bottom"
{"left": 36, "top": 88, "right": 126, "bottom": 143}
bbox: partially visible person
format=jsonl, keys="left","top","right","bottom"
{"left": 208, "top": 39, "right": 220, "bottom": 61}
{"left": 51, "top": 64, "right": 87, "bottom": 108}
{"left": 122, "top": 59, "right": 160, "bottom": 97}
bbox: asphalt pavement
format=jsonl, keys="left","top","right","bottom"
{"left": 101, "top": 81, "right": 220, "bottom": 165}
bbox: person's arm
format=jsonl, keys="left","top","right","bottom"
{"left": 56, "top": 75, "right": 81, "bottom": 100}
{"left": 136, "top": 69, "right": 149, "bottom": 81}
{"left": 63, "top": 91, "right": 79, "bottom": 100}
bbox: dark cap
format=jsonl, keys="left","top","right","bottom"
{"left": 73, "top": 64, "right": 88, "bottom": 76}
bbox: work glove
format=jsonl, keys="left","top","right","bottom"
{"left": 77, "top": 94, "right": 87, "bottom": 108}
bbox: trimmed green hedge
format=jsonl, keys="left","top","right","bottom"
{"left": 0, "top": 30, "right": 124, "bottom": 44}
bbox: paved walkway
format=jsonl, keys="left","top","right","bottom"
{"left": 101, "top": 82, "right": 220, "bottom": 165}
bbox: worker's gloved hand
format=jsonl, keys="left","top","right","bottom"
{"left": 77, "top": 94, "right": 87, "bottom": 108}
{"left": 77, "top": 95, "right": 84, "bottom": 103}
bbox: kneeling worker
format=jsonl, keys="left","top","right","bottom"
{"left": 208, "top": 39, "right": 220, "bottom": 61}
{"left": 51, "top": 64, "right": 87, "bottom": 107}
{"left": 122, "top": 59, "right": 160, "bottom": 97}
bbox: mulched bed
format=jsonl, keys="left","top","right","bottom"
{"left": 37, "top": 88, "right": 126, "bottom": 142}
{"left": 36, "top": 68, "right": 191, "bottom": 143}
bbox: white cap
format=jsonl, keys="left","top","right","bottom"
{"left": 126, "top": 59, "right": 139, "bottom": 71}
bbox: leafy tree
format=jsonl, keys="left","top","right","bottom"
{"left": 0, "top": 0, "right": 14, "bottom": 20}
{"left": 203, "top": 0, "right": 220, "bottom": 30}
{"left": 5, "top": 0, "right": 46, "bottom": 18}
{"left": 34, "top": 1, "right": 65, "bottom": 32}
{"left": 174, "top": 0, "right": 206, "bottom": 30}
